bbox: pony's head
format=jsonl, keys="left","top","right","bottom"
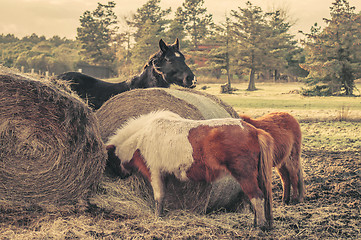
{"left": 150, "top": 39, "right": 196, "bottom": 88}
{"left": 106, "top": 144, "right": 132, "bottom": 179}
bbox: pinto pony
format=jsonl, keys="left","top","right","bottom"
{"left": 58, "top": 39, "right": 196, "bottom": 109}
{"left": 106, "top": 111, "right": 274, "bottom": 229}
{"left": 240, "top": 112, "right": 304, "bottom": 204}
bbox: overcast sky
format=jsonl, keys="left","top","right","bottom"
{"left": 1, "top": 0, "right": 361, "bottom": 40}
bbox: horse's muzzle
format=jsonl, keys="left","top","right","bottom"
{"left": 188, "top": 76, "right": 197, "bottom": 88}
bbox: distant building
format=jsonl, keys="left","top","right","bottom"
{"left": 187, "top": 44, "right": 221, "bottom": 68}
{"left": 77, "top": 64, "right": 112, "bottom": 79}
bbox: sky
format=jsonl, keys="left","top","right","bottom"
{"left": 1, "top": 0, "right": 361, "bottom": 40}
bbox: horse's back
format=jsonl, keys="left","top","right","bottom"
{"left": 240, "top": 112, "right": 301, "bottom": 165}
{"left": 241, "top": 112, "right": 301, "bottom": 142}
{"left": 58, "top": 72, "right": 130, "bottom": 109}
{"left": 58, "top": 72, "right": 98, "bottom": 89}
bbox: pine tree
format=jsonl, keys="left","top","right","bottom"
{"left": 265, "top": 10, "right": 298, "bottom": 82}
{"left": 165, "top": 7, "right": 187, "bottom": 46}
{"left": 177, "top": 0, "right": 214, "bottom": 49}
{"left": 76, "top": 1, "right": 118, "bottom": 67}
{"left": 230, "top": 1, "right": 270, "bottom": 91}
{"left": 301, "top": 0, "right": 361, "bottom": 95}
{"left": 126, "top": 0, "right": 171, "bottom": 72}
{"left": 131, "top": 19, "right": 163, "bottom": 70}
{"left": 127, "top": 0, "right": 171, "bottom": 42}
{"left": 203, "top": 17, "right": 232, "bottom": 83}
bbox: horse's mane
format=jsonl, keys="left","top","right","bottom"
{"left": 143, "top": 50, "right": 163, "bottom": 70}
{"left": 128, "top": 50, "right": 168, "bottom": 89}
{"left": 142, "top": 41, "right": 179, "bottom": 70}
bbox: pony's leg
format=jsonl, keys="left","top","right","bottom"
{"left": 291, "top": 166, "right": 305, "bottom": 203}
{"left": 287, "top": 165, "right": 300, "bottom": 203}
{"left": 287, "top": 146, "right": 304, "bottom": 203}
{"left": 276, "top": 164, "right": 291, "bottom": 204}
{"left": 287, "top": 162, "right": 305, "bottom": 203}
{"left": 150, "top": 171, "right": 165, "bottom": 216}
{"left": 250, "top": 197, "right": 266, "bottom": 228}
{"left": 297, "top": 166, "right": 305, "bottom": 202}
{"left": 230, "top": 169, "right": 267, "bottom": 228}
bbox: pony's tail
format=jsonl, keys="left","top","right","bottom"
{"left": 257, "top": 129, "right": 274, "bottom": 229}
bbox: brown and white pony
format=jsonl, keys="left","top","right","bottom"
{"left": 106, "top": 111, "right": 274, "bottom": 229}
{"left": 240, "top": 112, "right": 304, "bottom": 204}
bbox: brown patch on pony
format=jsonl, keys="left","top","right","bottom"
{"left": 187, "top": 123, "right": 274, "bottom": 229}
{"left": 186, "top": 126, "right": 229, "bottom": 182}
{"left": 126, "top": 150, "right": 151, "bottom": 181}
{"left": 240, "top": 112, "right": 304, "bottom": 204}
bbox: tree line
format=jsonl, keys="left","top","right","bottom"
{"left": 1, "top": 0, "right": 360, "bottom": 95}
{"left": 0, "top": 34, "right": 81, "bottom": 75}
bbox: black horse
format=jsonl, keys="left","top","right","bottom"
{"left": 57, "top": 39, "right": 196, "bottom": 109}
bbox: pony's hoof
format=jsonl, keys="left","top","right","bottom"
{"left": 260, "top": 223, "right": 273, "bottom": 231}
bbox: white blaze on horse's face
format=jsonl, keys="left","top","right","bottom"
{"left": 192, "top": 76, "right": 197, "bottom": 87}
{"left": 173, "top": 51, "right": 196, "bottom": 88}
{"left": 158, "top": 39, "right": 196, "bottom": 89}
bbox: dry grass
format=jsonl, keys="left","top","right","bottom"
{"left": 2, "top": 127, "right": 360, "bottom": 239}
{"left": 196, "top": 82, "right": 361, "bottom": 122}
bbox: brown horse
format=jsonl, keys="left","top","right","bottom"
{"left": 240, "top": 112, "right": 304, "bottom": 204}
{"left": 106, "top": 111, "right": 274, "bottom": 229}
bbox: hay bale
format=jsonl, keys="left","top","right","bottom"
{"left": 0, "top": 68, "right": 106, "bottom": 209}
{"left": 96, "top": 88, "right": 238, "bottom": 141}
{"left": 94, "top": 88, "right": 243, "bottom": 215}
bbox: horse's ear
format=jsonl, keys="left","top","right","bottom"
{"left": 174, "top": 38, "right": 180, "bottom": 50}
{"left": 159, "top": 39, "right": 169, "bottom": 52}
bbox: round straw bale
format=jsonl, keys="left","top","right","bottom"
{"left": 0, "top": 69, "right": 106, "bottom": 209}
{"left": 96, "top": 88, "right": 238, "bottom": 142}
{"left": 94, "top": 88, "right": 243, "bottom": 215}
{"left": 169, "top": 88, "right": 239, "bottom": 119}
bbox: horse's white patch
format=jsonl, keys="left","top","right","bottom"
{"left": 174, "top": 52, "right": 181, "bottom": 58}
{"left": 107, "top": 110, "right": 244, "bottom": 180}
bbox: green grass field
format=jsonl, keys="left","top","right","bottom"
{"left": 192, "top": 82, "right": 361, "bottom": 121}
{"left": 193, "top": 81, "right": 361, "bottom": 152}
